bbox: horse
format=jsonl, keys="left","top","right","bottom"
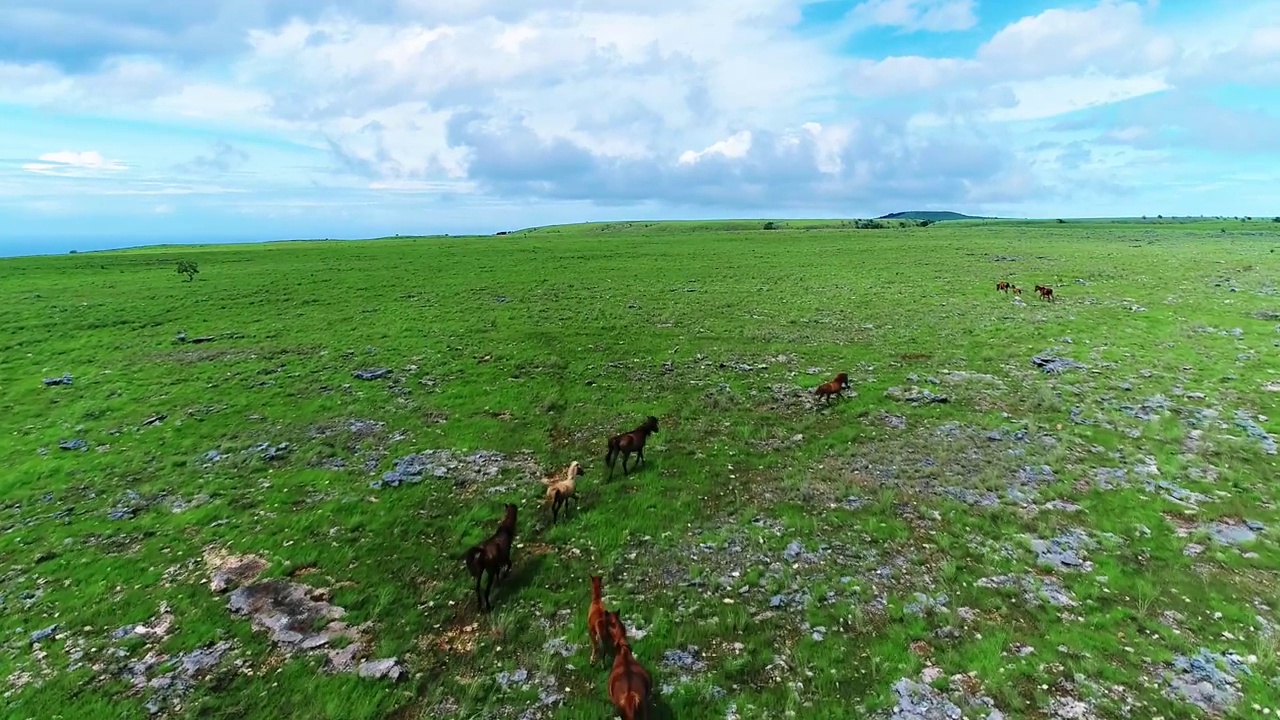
{"left": 606, "top": 610, "right": 652, "bottom": 720}
{"left": 541, "top": 461, "right": 582, "bottom": 525}
{"left": 996, "top": 281, "right": 1010, "bottom": 293}
{"left": 1012, "top": 286, "right": 1022, "bottom": 295}
{"left": 814, "top": 372, "right": 851, "bottom": 404}
{"left": 461, "top": 502, "right": 517, "bottom": 613}
{"left": 587, "top": 575, "right": 612, "bottom": 664}
{"left": 1038, "top": 285, "right": 1055, "bottom": 302}
{"left": 606, "top": 416, "right": 659, "bottom": 480}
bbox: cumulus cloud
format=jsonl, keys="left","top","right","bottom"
{"left": 0, "top": 0, "right": 1276, "bottom": 232}
{"left": 22, "top": 150, "right": 128, "bottom": 175}
{"left": 846, "top": 0, "right": 978, "bottom": 33}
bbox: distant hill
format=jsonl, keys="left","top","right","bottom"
{"left": 877, "top": 211, "right": 992, "bottom": 221}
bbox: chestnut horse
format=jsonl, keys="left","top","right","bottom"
{"left": 587, "top": 575, "right": 612, "bottom": 664}
{"left": 814, "top": 372, "right": 851, "bottom": 403}
{"left": 996, "top": 281, "right": 1011, "bottom": 293}
{"left": 606, "top": 416, "right": 659, "bottom": 480}
{"left": 606, "top": 610, "right": 652, "bottom": 720}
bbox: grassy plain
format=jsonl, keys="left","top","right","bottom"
{"left": 2, "top": 218, "right": 1280, "bottom": 719}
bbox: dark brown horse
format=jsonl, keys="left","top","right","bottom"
{"left": 814, "top": 372, "right": 851, "bottom": 403}
{"left": 606, "top": 416, "right": 659, "bottom": 480}
{"left": 462, "top": 502, "right": 517, "bottom": 612}
{"left": 606, "top": 610, "right": 652, "bottom": 720}
{"left": 1012, "top": 286, "right": 1022, "bottom": 295}
{"left": 1037, "top": 285, "right": 1055, "bottom": 302}
{"left": 996, "top": 281, "right": 1011, "bottom": 293}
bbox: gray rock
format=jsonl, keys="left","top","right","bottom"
{"left": 1030, "top": 350, "right": 1086, "bottom": 374}
{"left": 357, "top": 657, "right": 404, "bottom": 681}
{"left": 30, "top": 624, "right": 58, "bottom": 644}
{"left": 1208, "top": 521, "right": 1257, "bottom": 546}
{"left": 42, "top": 373, "right": 74, "bottom": 387}
{"left": 352, "top": 368, "right": 391, "bottom": 381}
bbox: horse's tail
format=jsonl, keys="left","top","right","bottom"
{"left": 553, "top": 487, "right": 564, "bottom": 505}
{"left": 605, "top": 436, "right": 620, "bottom": 465}
{"left": 622, "top": 691, "right": 641, "bottom": 717}
{"left": 462, "top": 545, "right": 484, "bottom": 577}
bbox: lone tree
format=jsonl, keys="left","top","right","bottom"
{"left": 176, "top": 259, "right": 199, "bottom": 282}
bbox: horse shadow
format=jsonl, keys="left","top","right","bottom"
{"left": 487, "top": 551, "right": 547, "bottom": 608}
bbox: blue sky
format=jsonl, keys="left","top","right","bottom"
{"left": 1, "top": 0, "right": 1278, "bottom": 255}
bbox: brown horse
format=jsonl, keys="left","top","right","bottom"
{"left": 814, "top": 372, "right": 851, "bottom": 403}
{"left": 1037, "top": 285, "right": 1055, "bottom": 302}
{"left": 1012, "top": 286, "right": 1022, "bottom": 295}
{"left": 587, "top": 575, "right": 611, "bottom": 664}
{"left": 461, "top": 502, "right": 517, "bottom": 613}
{"left": 996, "top": 281, "right": 1010, "bottom": 293}
{"left": 606, "top": 610, "right": 652, "bottom": 720}
{"left": 606, "top": 416, "right": 659, "bottom": 480}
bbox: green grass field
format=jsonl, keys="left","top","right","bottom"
{"left": 3, "top": 218, "right": 1280, "bottom": 719}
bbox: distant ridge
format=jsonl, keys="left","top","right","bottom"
{"left": 877, "top": 211, "right": 992, "bottom": 221}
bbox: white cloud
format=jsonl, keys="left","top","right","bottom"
{"left": 0, "top": 0, "right": 1277, "bottom": 228}
{"left": 846, "top": 0, "right": 977, "bottom": 33}
{"left": 22, "top": 150, "right": 128, "bottom": 175}
{"left": 679, "top": 131, "right": 753, "bottom": 164}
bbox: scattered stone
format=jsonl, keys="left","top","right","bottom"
{"left": 203, "top": 449, "right": 223, "bottom": 463}
{"left": 1029, "top": 529, "right": 1095, "bottom": 572}
{"left": 904, "top": 592, "right": 950, "bottom": 617}
{"left": 661, "top": 646, "right": 707, "bottom": 673}
{"left": 1030, "top": 350, "right": 1086, "bottom": 374}
{"left": 249, "top": 442, "right": 290, "bottom": 461}
{"left": 977, "top": 574, "right": 1076, "bottom": 607}
{"left": 1184, "top": 543, "right": 1205, "bottom": 557}
{"left": 42, "top": 373, "right": 73, "bottom": 387}
{"left": 1120, "top": 394, "right": 1172, "bottom": 421}
{"left": 58, "top": 439, "right": 88, "bottom": 451}
{"left": 29, "top": 625, "right": 58, "bottom": 644}
{"left": 226, "top": 578, "right": 368, "bottom": 671}
{"left": 357, "top": 658, "right": 404, "bottom": 681}
{"left": 1207, "top": 520, "right": 1259, "bottom": 546}
{"left": 352, "top": 368, "right": 391, "bottom": 381}
{"left": 1163, "top": 648, "right": 1251, "bottom": 714}
{"left": 375, "top": 448, "right": 536, "bottom": 489}
{"left": 542, "top": 637, "right": 578, "bottom": 658}
{"left": 879, "top": 412, "right": 907, "bottom": 429}
{"left": 885, "top": 386, "right": 949, "bottom": 405}
{"left": 1232, "top": 411, "right": 1277, "bottom": 454}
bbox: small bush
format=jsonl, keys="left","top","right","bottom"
{"left": 176, "top": 260, "right": 199, "bottom": 281}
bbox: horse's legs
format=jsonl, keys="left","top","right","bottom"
{"left": 483, "top": 567, "right": 497, "bottom": 611}
{"left": 622, "top": 451, "right": 632, "bottom": 475}
{"left": 474, "top": 571, "right": 485, "bottom": 612}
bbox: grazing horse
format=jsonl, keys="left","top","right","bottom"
{"left": 1012, "top": 286, "right": 1022, "bottom": 295}
{"left": 606, "top": 416, "right": 659, "bottom": 480}
{"left": 814, "top": 372, "right": 851, "bottom": 404}
{"left": 541, "top": 461, "right": 582, "bottom": 525}
{"left": 1037, "top": 285, "right": 1055, "bottom": 302}
{"left": 587, "top": 575, "right": 611, "bottom": 664}
{"left": 996, "top": 281, "right": 1011, "bottom": 293}
{"left": 606, "top": 611, "right": 652, "bottom": 720}
{"left": 461, "top": 503, "right": 517, "bottom": 613}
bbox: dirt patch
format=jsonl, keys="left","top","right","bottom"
{"left": 204, "top": 547, "right": 269, "bottom": 593}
